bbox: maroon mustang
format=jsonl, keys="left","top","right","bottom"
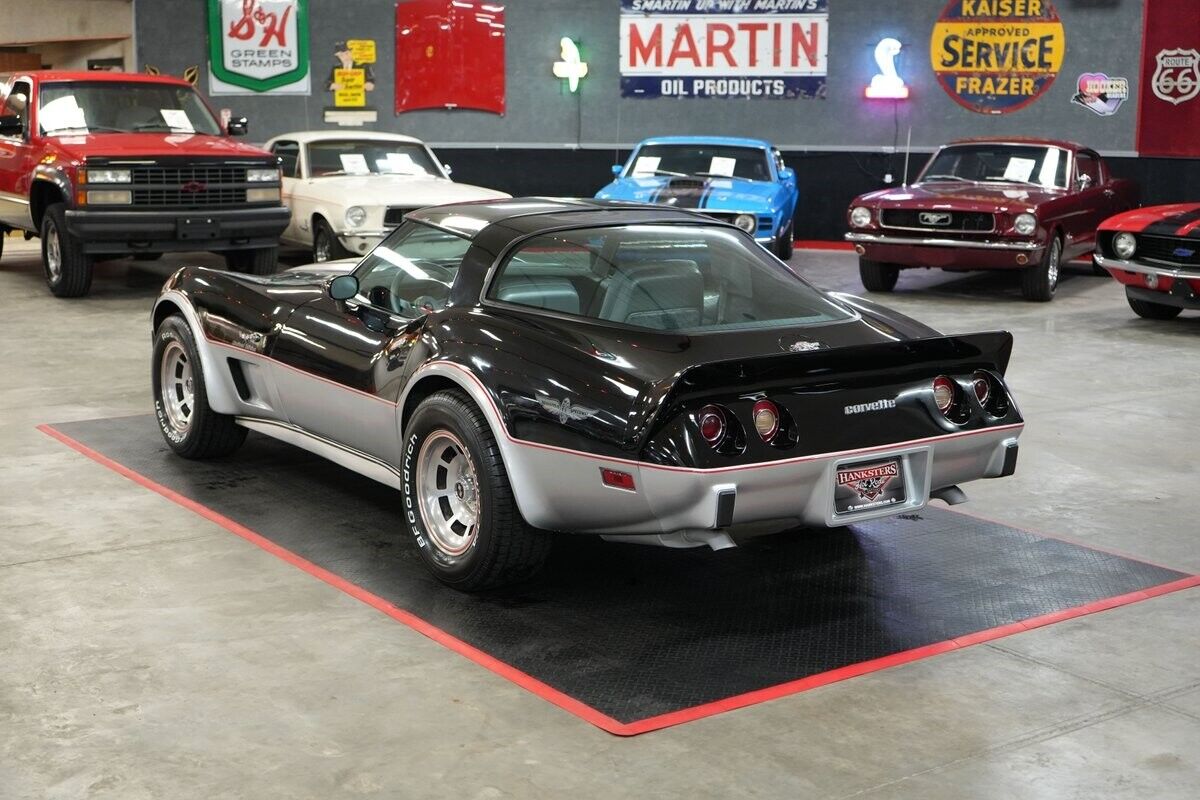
{"left": 1094, "top": 203, "right": 1200, "bottom": 320}
{"left": 844, "top": 138, "right": 1139, "bottom": 301}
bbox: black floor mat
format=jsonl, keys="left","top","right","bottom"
{"left": 43, "top": 415, "right": 1195, "bottom": 734}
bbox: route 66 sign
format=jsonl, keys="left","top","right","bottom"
{"left": 208, "top": 0, "right": 310, "bottom": 95}
{"left": 1151, "top": 48, "right": 1200, "bottom": 105}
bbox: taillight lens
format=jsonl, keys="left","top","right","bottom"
{"left": 600, "top": 468, "right": 636, "bottom": 491}
{"left": 972, "top": 372, "right": 991, "bottom": 405}
{"left": 932, "top": 376, "right": 957, "bottom": 414}
{"left": 698, "top": 404, "right": 727, "bottom": 447}
{"left": 752, "top": 399, "right": 780, "bottom": 442}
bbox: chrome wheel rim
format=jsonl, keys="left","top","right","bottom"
{"left": 159, "top": 341, "right": 195, "bottom": 433}
{"left": 1047, "top": 240, "right": 1061, "bottom": 289}
{"left": 416, "top": 431, "right": 480, "bottom": 558}
{"left": 45, "top": 219, "right": 62, "bottom": 282}
{"left": 314, "top": 231, "right": 331, "bottom": 262}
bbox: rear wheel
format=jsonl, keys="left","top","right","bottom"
{"left": 402, "top": 390, "right": 550, "bottom": 591}
{"left": 224, "top": 246, "right": 278, "bottom": 275}
{"left": 773, "top": 221, "right": 794, "bottom": 261}
{"left": 312, "top": 217, "right": 349, "bottom": 263}
{"left": 859, "top": 258, "right": 899, "bottom": 292}
{"left": 1126, "top": 290, "right": 1183, "bottom": 320}
{"left": 1021, "top": 235, "right": 1061, "bottom": 302}
{"left": 152, "top": 314, "right": 247, "bottom": 458}
{"left": 42, "top": 203, "right": 93, "bottom": 297}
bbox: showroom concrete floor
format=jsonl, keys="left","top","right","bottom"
{"left": 2, "top": 236, "right": 1199, "bottom": 799}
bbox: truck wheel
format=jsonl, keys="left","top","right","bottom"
{"left": 42, "top": 203, "right": 93, "bottom": 297}
{"left": 1021, "top": 235, "right": 1061, "bottom": 302}
{"left": 152, "top": 314, "right": 247, "bottom": 458}
{"left": 402, "top": 390, "right": 551, "bottom": 591}
{"left": 224, "top": 246, "right": 278, "bottom": 275}
{"left": 859, "top": 258, "right": 899, "bottom": 292}
{"left": 773, "top": 221, "right": 794, "bottom": 261}
{"left": 1126, "top": 290, "right": 1182, "bottom": 320}
{"left": 312, "top": 218, "right": 350, "bottom": 263}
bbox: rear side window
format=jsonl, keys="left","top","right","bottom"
{"left": 489, "top": 224, "right": 852, "bottom": 332}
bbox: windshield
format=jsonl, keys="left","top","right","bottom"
{"left": 307, "top": 140, "right": 442, "bottom": 178}
{"left": 38, "top": 81, "right": 222, "bottom": 136}
{"left": 489, "top": 225, "right": 852, "bottom": 332}
{"left": 919, "top": 144, "right": 1068, "bottom": 189}
{"left": 626, "top": 144, "right": 771, "bottom": 182}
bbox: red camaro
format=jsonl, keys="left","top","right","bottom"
{"left": 845, "top": 138, "right": 1138, "bottom": 301}
{"left": 1094, "top": 204, "right": 1200, "bottom": 320}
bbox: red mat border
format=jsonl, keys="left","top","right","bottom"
{"left": 38, "top": 422, "right": 1200, "bottom": 737}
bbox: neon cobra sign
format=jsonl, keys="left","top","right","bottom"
{"left": 865, "top": 37, "right": 909, "bottom": 99}
{"left": 553, "top": 37, "right": 588, "bottom": 93}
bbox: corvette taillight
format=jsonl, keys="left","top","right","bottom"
{"left": 698, "top": 404, "right": 728, "bottom": 447}
{"left": 972, "top": 371, "right": 991, "bottom": 405}
{"left": 932, "top": 376, "right": 957, "bottom": 415}
{"left": 752, "top": 399, "right": 780, "bottom": 443}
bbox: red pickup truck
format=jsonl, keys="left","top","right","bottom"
{"left": 0, "top": 71, "right": 289, "bottom": 296}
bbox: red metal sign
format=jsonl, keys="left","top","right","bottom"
{"left": 1137, "top": 0, "right": 1200, "bottom": 156}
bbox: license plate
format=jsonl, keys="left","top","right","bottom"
{"left": 177, "top": 217, "right": 220, "bottom": 240}
{"left": 834, "top": 459, "right": 906, "bottom": 515}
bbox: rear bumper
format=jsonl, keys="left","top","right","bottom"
{"left": 845, "top": 231, "right": 1042, "bottom": 270}
{"left": 501, "top": 424, "right": 1023, "bottom": 537}
{"left": 65, "top": 206, "right": 290, "bottom": 254}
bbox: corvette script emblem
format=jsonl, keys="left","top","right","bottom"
{"left": 538, "top": 396, "right": 596, "bottom": 424}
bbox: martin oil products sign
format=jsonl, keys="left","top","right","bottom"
{"left": 620, "top": 0, "right": 829, "bottom": 99}
{"left": 931, "top": 0, "right": 1065, "bottom": 114}
{"left": 209, "top": 0, "right": 310, "bottom": 95}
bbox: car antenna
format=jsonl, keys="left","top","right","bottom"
{"left": 902, "top": 125, "right": 912, "bottom": 187}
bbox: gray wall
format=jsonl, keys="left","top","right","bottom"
{"left": 137, "top": 0, "right": 1145, "bottom": 153}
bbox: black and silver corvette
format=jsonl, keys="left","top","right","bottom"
{"left": 151, "top": 198, "right": 1024, "bottom": 590}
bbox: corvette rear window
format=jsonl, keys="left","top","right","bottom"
{"left": 489, "top": 225, "right": 851, "bottom": 332}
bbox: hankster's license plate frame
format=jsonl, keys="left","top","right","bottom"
{"left": 829, "top": 445, "right": 932, "bottom": 525}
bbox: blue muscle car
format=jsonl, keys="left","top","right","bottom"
{"left": 595, "top": 136, "right": 799, "bottom": 259}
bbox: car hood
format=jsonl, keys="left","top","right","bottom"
{"left": 596, "top": 176, "right": 783, "bottom": 212}
{"left": 1099, "top": 203, "right": 1200, "bottom": 232}
{"left": 46, "top": 132, "right": 274, "bottom": 161}
{"left": 302, "top": 175, "right": 510, "bottom": 207}
{"left": 857, "top": 181, "right": 1066, "bottom": 213}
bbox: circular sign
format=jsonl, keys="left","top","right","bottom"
{"left": 930, "top": 0, "right": 1066, "bottom": 114}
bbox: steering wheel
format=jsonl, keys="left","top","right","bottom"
{"left": 387, "top": 259, "right": 455, "bottom": 315}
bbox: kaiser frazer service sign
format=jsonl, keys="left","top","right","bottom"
{"left": 931, "top": 0, "right": 1065, "bottom": 114}
{"left": 620, "top": 0, "right": 829, "bottom": 99}
{"left": 208, "top": 0, "right": 310, "bottom": 95}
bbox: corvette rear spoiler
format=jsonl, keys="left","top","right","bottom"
{"left": 631, "top": 331, "right": 1015, "bottom": 448}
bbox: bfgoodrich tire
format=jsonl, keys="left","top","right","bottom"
{"left": 859, "top": 258, "right": 899, "bottom": 292}
{"left": 223, "top": 246, "right": 278, "bottom": 275}
{"left": 1021, "top": 235, "right": 1061, "bottom": 302}
{"left": 152, "top": 314, "right": 247, "bottom": 458}
{"left": 1127, "top": 289, "right": 1183, "bottom": 320}
{"left": 402, "top": 390, "right": 550, "bottom": 591}
{"left": 42, "top": 203, "right": 93, "bottom": 297}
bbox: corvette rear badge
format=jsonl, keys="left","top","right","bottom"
{"left": 780, "top": 336, "right": 823, "bottom": 353}
{"left": 538, "top": 396, "right": 595, "bottom": 424}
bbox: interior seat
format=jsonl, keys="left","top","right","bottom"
{"left": 597, "top": 260, "right": 704, "bottom": 330}
{"left": 495, "top": 276, "right": 580, "bottom": 315}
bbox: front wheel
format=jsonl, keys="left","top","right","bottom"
{"left": 402, "top": 390, "right": 550, "bottom": 591}
{"left": 859, "top": 258, "right": 899, "bottom": 292}
{"left": 152, "top": 314, "right": 247, "bottom": 458}
{"left": 223, "top": 246, "right": 278, "bottom": 275}
{"left": 42, "top": 203, "right": 93, "bottom": 297}
{"left": 1127, "top": 290, "right": 1183, "bottom": 320}
{"left": 312, "top": 217, "right": 350, "bottom": 263}
{"left": 1021, "top": 235, "right": 1061, "bottom": 302}
{"left": 773, "top": 221, "right": 794, "bottom": 261}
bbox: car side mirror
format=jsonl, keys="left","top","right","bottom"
{"left": 328, "top": 274, "right": 359, "bottom": 301}
{"left": 0, "top": 114, "right": 23, "bottom": 137}
{"left": 611, "top": 164, "right": 623, "bottom": 177}
{"left": 1078, "top": 174, "right": 1093, "bottom": 190}
{"left": 442, "top": 163, "right": 452, "bottom": 176}
{"left": 227, "top": 116, "right": 249, "bottom": 136}
{"left": 779, "top": 166, "right": 795, "bottom": 182}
